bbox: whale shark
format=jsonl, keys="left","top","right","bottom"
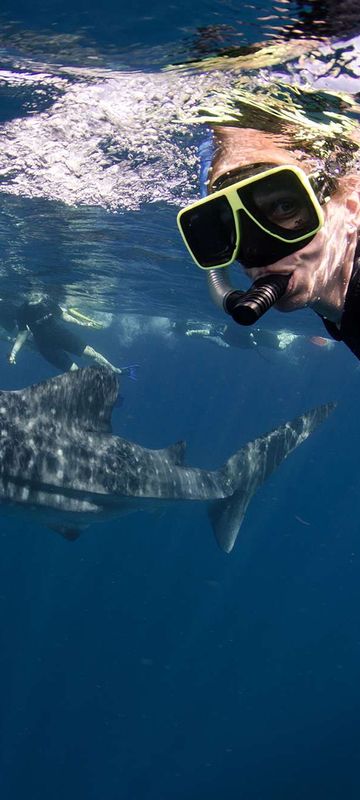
{"left": 0, "top": 367, "right": 333, "bottom": 552}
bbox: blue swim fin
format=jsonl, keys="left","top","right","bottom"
{"left": 120, "top": 364, "right": 140, "bottom": 381}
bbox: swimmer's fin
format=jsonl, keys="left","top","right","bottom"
{"left": 120, "top": 364, "right": 140, "bottom": 381}
{"left": 67, "top": 307, "right": 104, "bottom": 329}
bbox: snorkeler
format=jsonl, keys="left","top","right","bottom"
{"left": 175, "top": 319, "right": 333, "bottom": 352}
{"left": 7, "top": 295, "right": 138, "bottom": 377}
{"left": 177, "top": 122, "right": 360, "bottom": 360}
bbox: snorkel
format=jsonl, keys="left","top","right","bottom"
{"left": 207, "top": 268, "right": 290, "bottom": 325}
{"left": 193, "top": 129, "right": 300, "bottom": 325}
{"left": 197, "top": 133, "right": 291, "bottom": 325}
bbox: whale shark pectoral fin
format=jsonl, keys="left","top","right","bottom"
{"left": 208, "top": 488, "right": 251, "bottom": 554}
{"left": 48, "top": 525, "right": 82, "bottom": 541}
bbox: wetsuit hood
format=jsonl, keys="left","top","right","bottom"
{"left": 321, "top": 239, "right": 360, "bottom": 358}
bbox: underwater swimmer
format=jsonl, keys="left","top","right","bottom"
{"left": 174, "top": 319, "right": 334, "bottom": 352}
{"left": 178, "top": 126, "right": 360, "bottom": 359}
{"left": 7, "top": 296, "right": 138, "bottom": 378}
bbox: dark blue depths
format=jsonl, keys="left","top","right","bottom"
{"left": 0, "top": 0, "right": 360, "bottom": 797}
{"left": 0, "top": 329, "right": 360, "bottom": 800}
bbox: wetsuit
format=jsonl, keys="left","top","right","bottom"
{"left": 321, "top": 241, "right": 360, "bottom": 359}
{"left": 16, "top": 299, "right": 86, "bottom": 370}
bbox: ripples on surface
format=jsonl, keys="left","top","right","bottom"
{"left": 0, "top": 1, "right": 359, "bottom": 323}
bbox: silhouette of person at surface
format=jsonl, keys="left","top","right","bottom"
{"left": 173, "top": 319, "right": 334, "bottom": 353}
{"left": 7, "top": 295, "right": 137, "bottom": 377}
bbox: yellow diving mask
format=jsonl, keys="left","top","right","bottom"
{"left": 177, "top": 163, "right": 329, "bottom": 270}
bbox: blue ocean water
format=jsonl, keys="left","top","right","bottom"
{"left": 0, "top": 1, "right": 360, "bottom": 798}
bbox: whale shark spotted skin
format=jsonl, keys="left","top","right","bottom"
{"left": 0, "top": 367, "right": 333, "bottom": 552}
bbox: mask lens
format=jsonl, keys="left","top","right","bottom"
{"left": 237, "top": 211, "right": 315, "bottom": 269}
{"left": 238, "top": 169, "right": 320, "bottom": 240}
{"left": 179, "top": 195, "right": 237, "bottom": 268}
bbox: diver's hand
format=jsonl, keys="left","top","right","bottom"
{"left": 7, "top": 352, "right": 16, "bottom": 366}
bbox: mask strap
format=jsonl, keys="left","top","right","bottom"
{"left": 198, "top": 129, "right": 214, "bottom": 198}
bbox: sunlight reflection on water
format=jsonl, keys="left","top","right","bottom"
{"left": 0, "top": 2, "right": 358, "bottom": 324}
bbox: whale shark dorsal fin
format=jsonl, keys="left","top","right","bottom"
{"left": 19, "top": 366, "right": 119, "bottom": 433}
{"left": 160, "top": 440, "right": 186, "bottom": 466}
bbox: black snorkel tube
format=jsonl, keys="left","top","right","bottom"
{"left": 207, "top": 269, "right": 290, "bottom": 326}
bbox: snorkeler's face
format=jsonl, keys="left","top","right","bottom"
{"left": 178, "top": 163, "right": 324, "bottom": 270}
{"left": 235, "top": 209, "right": 318, "bottom": 270}
{"left": 202, "top": 126, "right": 326, "bottom": 269}
{"left": 246, "top": 191, "right": 360, "bottom": 316}
{"left": 207, "top": 125, "right": 360, "bottom": 318}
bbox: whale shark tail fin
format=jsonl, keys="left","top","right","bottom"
{"left": 208, "top": 487, "right": 251, "bottom": 554}
{"left": 209, "top": 402, "right": 335, "bottom": 554}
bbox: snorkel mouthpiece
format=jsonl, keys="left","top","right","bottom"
{"left": 225, "top": 274, "right": 290, "bottom": 326}
{"left": 207, "top": 269, "right": 290, "bottom": 326}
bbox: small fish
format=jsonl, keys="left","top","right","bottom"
{"left": 295, "top": 515, "right": 311, "bottom": 526}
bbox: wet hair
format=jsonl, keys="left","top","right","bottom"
{"left": 211, "top": 160, "right": 339, "bottom": 204}
{"left": 211, "top": 162, "right": 277, "bottom": 191}
{"left": 204, "top": 81, "right": 360, "bottom": 180}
